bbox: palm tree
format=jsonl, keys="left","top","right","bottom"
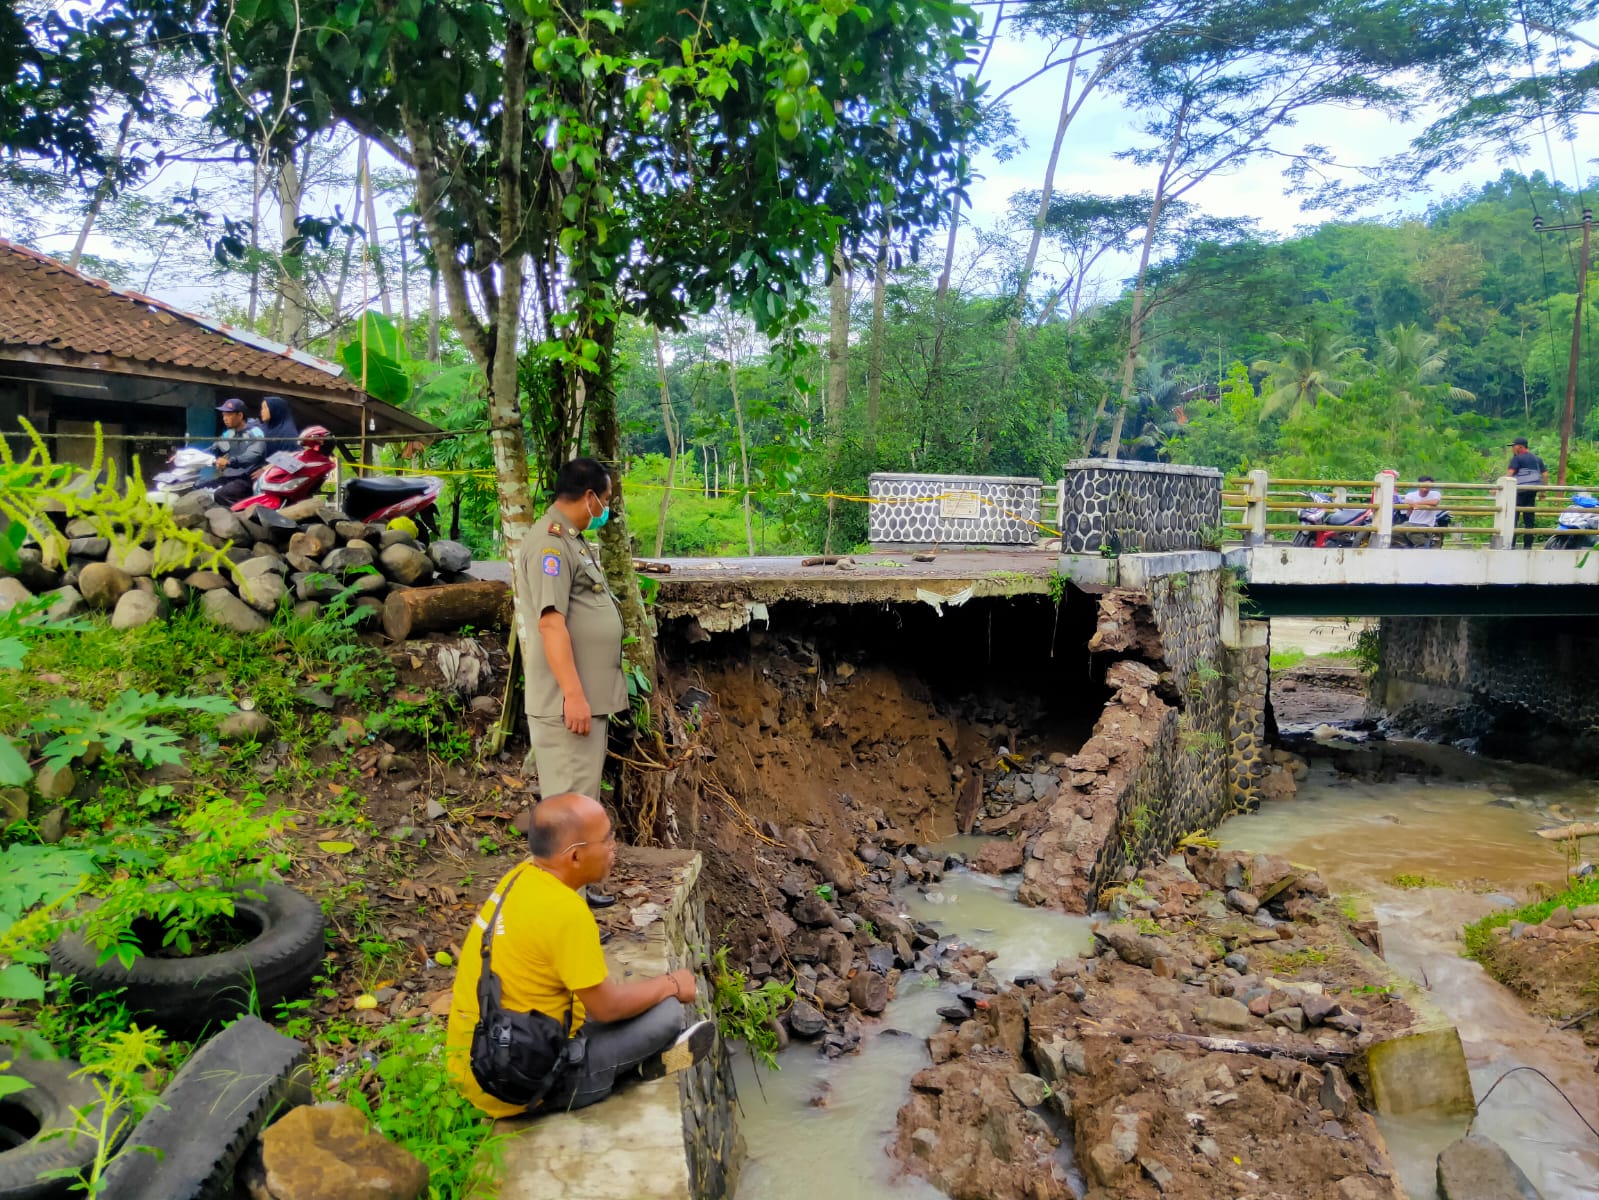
{"left": 1254, "top": 329, "right": 1364, "bottom": 419}
{"left": 1377, "top": 323, "right": 1476, "bottom": 406}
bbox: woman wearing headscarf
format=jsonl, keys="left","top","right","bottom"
{"left": 257, "top": 396, "right": 300, "bottom": 455}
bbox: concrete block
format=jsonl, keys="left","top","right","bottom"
{"left": 1365, "top": 1024, "right": 1475, "bottom": 1117}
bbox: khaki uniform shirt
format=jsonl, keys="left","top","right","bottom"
{"left": 515, "top": 506, "right": 628, "bottom": 719}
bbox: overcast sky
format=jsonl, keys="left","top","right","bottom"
{"left": 954, "top": 24, "right": 1599, "bottom": 297}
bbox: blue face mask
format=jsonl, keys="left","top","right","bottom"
{"left": 588, "top": 495, "right": 611, "bottom": 529}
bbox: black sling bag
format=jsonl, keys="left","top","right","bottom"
{"left": 468, "top": 868, "right": 578, "bottom": 1107}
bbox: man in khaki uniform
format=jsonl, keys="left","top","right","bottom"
{"left": 513, "top": 457, "right": 628, "bottom": 821}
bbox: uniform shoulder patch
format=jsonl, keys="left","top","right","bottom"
{"left": 541, "top": 551, "right": 562, "bottom": 577}
{"left": 547, "top": 521, "right": 563, "bottom": 535}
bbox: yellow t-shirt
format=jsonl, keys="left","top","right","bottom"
{"left": 445, "top": 861, "right": 609, "bottom": 1117}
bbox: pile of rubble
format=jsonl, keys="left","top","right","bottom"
{"left": 0, "top": 492, "right": 479, "bottom": 634}
{"left": 743, "top": 819, "right": 980, "bottom": 1056}
{"left": 895, "top": 844, "right": 1421, "bottom": 1200}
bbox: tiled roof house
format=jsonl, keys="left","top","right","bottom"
{"left": 0, "top": 239, "right": 436, "bottom": 481}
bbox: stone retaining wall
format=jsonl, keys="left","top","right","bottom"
{"left": 1060, "top": 460, "right": 1222, "bottom": 555}
{"left": 1373, "top": 615, "right": 1599, "bottom": 767}
{"left": 1023, "top": 570, "right": 1260, "bottom": 910}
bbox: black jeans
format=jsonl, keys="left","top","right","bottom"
{"left": 1517, "top": 490, "right": 1539, "bottom": 549}
{"left": 547, "top": 996, "right": 683, "bottom": 1111}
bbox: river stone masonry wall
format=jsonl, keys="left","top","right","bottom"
{"left": 1373, "top": 615, "right": 1599, "bottom": 767}
{"left": 1021, "top": 571, "right": 1255, "bottom": 910}
{"left": 1060, "top": 459, "right": 1222, "bottom": 555}
{"left": 867, "top": 472, "right": 1041, "bottom": 544}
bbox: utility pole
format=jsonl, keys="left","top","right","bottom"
{"left": 1535, "top": 208, "right": 1593, "bottom": 485}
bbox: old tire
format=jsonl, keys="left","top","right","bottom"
{"left": 49, "top": 883, "right": 324, "bottom": 1035}
{"left": 0, "top": 1055, "right": 123, "bottom": 1200}
{"left": 98, "top": 1015, "right": 311, "bottom": 1200}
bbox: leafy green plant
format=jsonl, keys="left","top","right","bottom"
{"left": 27, "top": 690, "right": 236, "bottom": 771}
{"left": 39, "top": 1024, "right": 168, "bottom": 1197}
{"left": 0, "top": 843, "right": 99, "bottom": 1054}
{"left": 1352, "top": 626, "right": 1381, "bottom": 675}
{"left": 1047, "top": 568, "right": 1070, "bottom": 607}
{"left": 76, "top": 795, "right": 292, "bottom": 969}
{"left": 709, "top": 946, "right": 795, "bottom": 1071}
{"left": 318, "top": 1017, "right": 504, "bottom": 1198}
{"left": 1392, "top": 872, "right": 1449, "bottom": 889}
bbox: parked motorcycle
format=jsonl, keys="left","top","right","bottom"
{"left": 231, "top": 427, "right": 337, "bottom": 513}
{"left": 342, "top": 473, "right": 443, "bottom": 538}
{"left": 1291, "top": 492, "right": 1374, "bottom": 547}
{"left": 1543, "top": 493, "right": 1599, "bottom": 549}
{"left": 146, "top": 447, "right": 218, "bottom": 506}
{"left": 1393, "top": 509, "right": 1453, "bottom": 548}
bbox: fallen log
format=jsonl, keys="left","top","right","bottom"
{"left": 801, "top": 555, "right": 842, "bottom": 566}
{"left": 633, "top": 558, "right": 672, "bottom": 574}
{"left": 1078, "top": 1025, "right": 1354, "bottom": 1065}
{"left": 1535, "top": 822, "right": 1599, "bottom": 841}
{"left": 382, "top": 581, "right": 511, "bottom": 641}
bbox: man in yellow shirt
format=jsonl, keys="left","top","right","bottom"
{"left": 446, "top": 792, "right": 712, "bottom": 1116}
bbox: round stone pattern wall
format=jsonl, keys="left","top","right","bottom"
{"left": 868, "top": 473, "right": 1041, "bottom": 544}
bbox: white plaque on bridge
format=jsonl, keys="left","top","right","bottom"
{"left": 940, "top": 490, "right": 981, "bottom": 519}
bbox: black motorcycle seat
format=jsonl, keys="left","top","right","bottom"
{"left": 1325, "top": 509, "right": 1368, "bottom": 526}
{"left": 345, "top": 476, "right": 434, "bottom": 499}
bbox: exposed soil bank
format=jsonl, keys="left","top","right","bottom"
{"left": 648, "top": 594, "right": 1108, "bottom": 1046}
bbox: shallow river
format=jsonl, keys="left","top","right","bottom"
{"left": 732, "top": 753, "right": 1599, "bottom": 1200}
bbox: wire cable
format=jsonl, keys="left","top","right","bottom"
{"left": 1468, "top": 1064, "right": 1599, "bottom": 1142}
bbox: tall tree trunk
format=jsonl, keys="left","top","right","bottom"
{"left": 276, "top": 150, "right": 307, "bottom": 346}
{"left": 589, "top": 317, "right": 654, "bottom": 678}
{"left": 247, "top": 157, "right": 265, "bottom": 325}
{"left": 399, "top": 23, "right": 534, "bottom": 560}
{"left": 826, "top": 244, "right": 850, "bottom": 435}
{"left": 69, "top": 110, "right": 134, "bottom": 269}
{"left": 359, "top": 138, "right": 392, "bottom": 318}
{"left": 395, "top": 213, "right": 412, "bottom": 335}
{"left": 1106, "top": 97, "right": 1188, "bottom": 460}
{"left": 865, "top": 231, "right": 889, "bottom": 460}
{"left": 935, "top": 196, "right": 961, "bottom": 306}
{"left": 721, "top": 310, "right": 756, "bottom": 555}
{"left": 1001, "top": 48, "right": 1082, "bottom": 383}
{"left": 427, "top": 265, "right": 441, "bottom": 361}
{"left": 651, "top": 327, "right": 677, "bottom": 558}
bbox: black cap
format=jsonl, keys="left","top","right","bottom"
{"left": 1508, "top": 437, "right": 1529, "bottom": 447}
{"left": 217, "top": 398, "right": 247, "bottom": 413}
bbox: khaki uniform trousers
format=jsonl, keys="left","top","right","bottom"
{"left": 526, "top": 714, "right": 608, "bottom": 800}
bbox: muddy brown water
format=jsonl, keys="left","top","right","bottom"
{"left": 732, "top": 855, "right": 1094, "bottom": 1199}
{"left": 732, "top": 753, "right": 1599, "bottom": 1200}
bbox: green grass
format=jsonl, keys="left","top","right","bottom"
{"left": 622, "top": 453, "right": 799, "bottom": 557}
{"left": 1462, "top": 874, "right": 1599, "bottom": 961}
{"left": 1268, "top": 647, "right": 1307, "bottom": 671}
{"left": 1392, "top": 873, "right": 1450, "bottom": 889}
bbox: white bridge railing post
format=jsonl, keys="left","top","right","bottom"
{"left": 1491, "top": 476, "right": 1518, "bottom": 549}
{"left": 1373, "top": 471, "right": 1396, "bottom": 549}
{"left": 1245, "top": 469, "right": 1269, "bottom": 545}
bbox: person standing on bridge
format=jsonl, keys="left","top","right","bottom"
{"left": 1506, "top": 438, "right": 1548, "bottom": 550}
{"left": 513, "top": 456, "right": 629, "bottom": 909}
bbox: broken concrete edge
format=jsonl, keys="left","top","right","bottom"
{"left": 479, "top": 849, "right": 740, "bottom": 1200}
{"left": 655, "top": 574, "right": 1056, "bottom": 632}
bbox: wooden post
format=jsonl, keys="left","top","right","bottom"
{"left": 1558, "top": 210, "right": 1592, "bottom": 486}
{"left": 1246, "top": 469, "right": 1269, "bottom": 545}
{"left": 1491, "top": 476, "right": 1518, "bottom": 549}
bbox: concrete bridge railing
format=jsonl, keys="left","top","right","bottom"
{"left": 1224, "top": 471, "right": 1599, "bottom": 550}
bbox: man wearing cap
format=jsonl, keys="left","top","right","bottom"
{"left": 513, "top": 457, "right": 628, "bottom": 907}
{"left": 1506, "top": 437, "right": 1548, "bottom": 549}
{"left": 209, "top": 398, "right": 266, "bottom": 503}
